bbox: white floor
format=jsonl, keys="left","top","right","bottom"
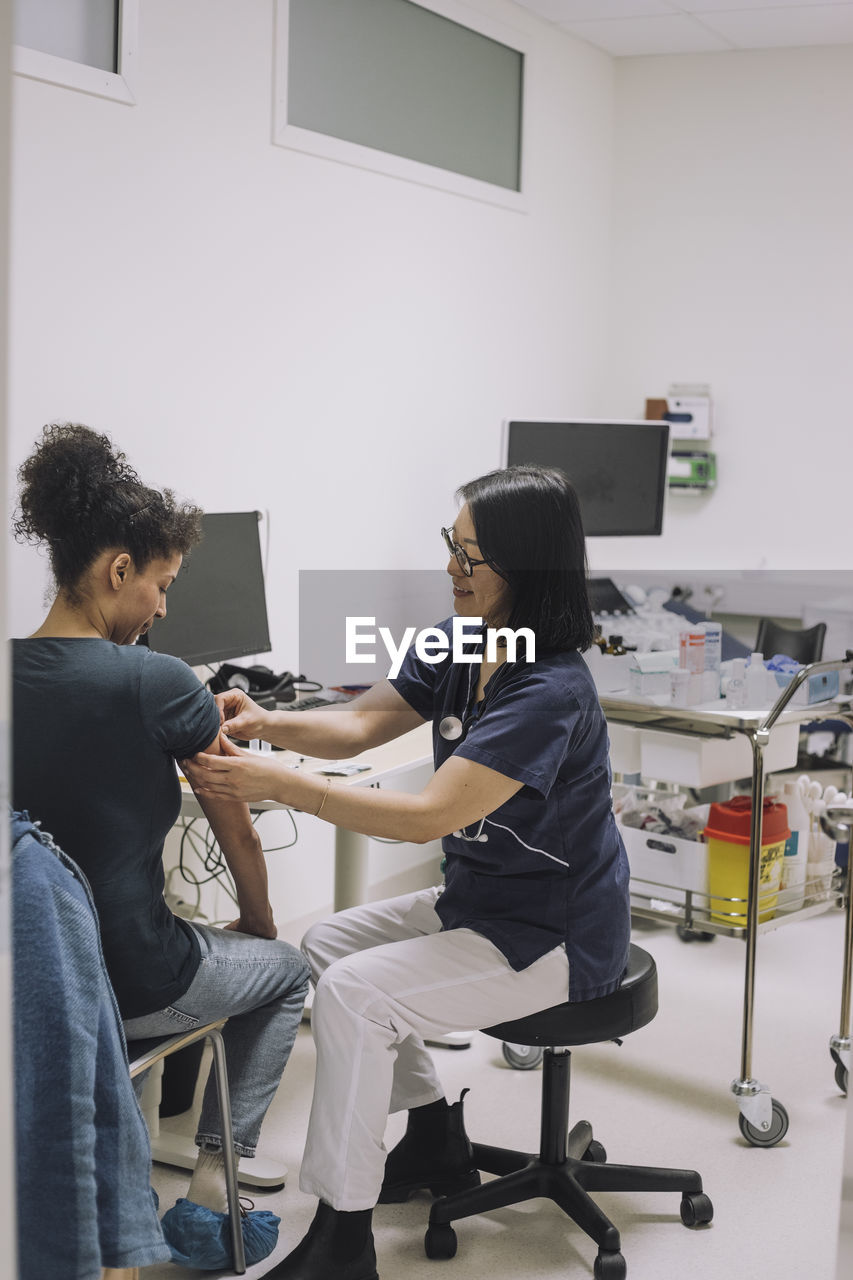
{"left": 144, "top": 908, "right": 850, "bottom": 1280}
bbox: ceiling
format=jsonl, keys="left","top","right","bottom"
{"left": 512, "top": 1, "right": 853, "bottom": 57}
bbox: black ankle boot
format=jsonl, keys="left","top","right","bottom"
{"left": 378, "top": 1089, "right": 480, "bottom": 1203}
{"left": 266, "top": 1201, "right": 378, "bottom": 1280}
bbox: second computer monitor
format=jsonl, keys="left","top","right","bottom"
{"left": 144, "top": 510, "right": 271, "bottom": 667}
{"left": 503, "top": 419, "right": 670, "bottom": 537}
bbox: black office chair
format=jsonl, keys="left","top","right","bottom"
{"left": 755, "top": 618, "right": 826, "bottom": 664}
{"left": 425, "top": 945, "right": 712, "bottom": 1280}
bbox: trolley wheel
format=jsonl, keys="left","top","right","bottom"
{"left": 834, "top": 1059, "right": 849, "bottom": 1095}
{"left": 593, "top": 1249, "right": 627, "bottom": 1279}
{"left": 582, "top": 1139, "right": 608, "bottom": 1164}
{"left": 738, "top": 1098, "right": 789, "bottom": 1148}
{"left": 676, "top": 925, "right": 715, "bottom": 943}
{"left": 501, "top": 1042, "right": 543, "bottom": 1070}
{"left": 680, "top": 1193, "right": 714, "bottom": 1227}
{"left": 424, "top": 1223, "right": 457, "bottom": 1260}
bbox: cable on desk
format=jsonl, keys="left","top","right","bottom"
{"left": 172, "top": 804, "right": 301, "bottom": 927}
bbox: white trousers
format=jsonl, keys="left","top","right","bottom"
{"left": 299, "top": 885, "right": 570, "bottom": 1210}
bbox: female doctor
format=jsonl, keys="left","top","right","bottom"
{"left": 182, "top": 464, "right": 631, "bottom": 1280}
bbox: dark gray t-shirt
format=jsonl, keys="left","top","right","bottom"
{"left": 12, "top": 638, "right": 221, "bottom": 1017}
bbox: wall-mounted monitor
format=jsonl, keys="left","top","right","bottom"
{"left": 143, "top": 511, "right": 271, "bottom": 667}
{"left": 503, "top": 419, "right": 670, "bottom": 537}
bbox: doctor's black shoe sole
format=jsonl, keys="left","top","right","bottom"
{"left": 378, "top": 1168, "right": 481, "bottom": 1204}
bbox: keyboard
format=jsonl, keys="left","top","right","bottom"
{"left": 278, "top": 695, "right": 344, "bottom": 712}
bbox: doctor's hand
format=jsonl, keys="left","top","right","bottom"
{"left": 215, "top": 689, "right": 271, "bottom": 742}
{"left": 181, "top": 730, "right": 286, "bottom": 805}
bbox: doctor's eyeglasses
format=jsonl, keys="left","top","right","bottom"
{"left": 441, "top": 527, "right": 488, "bottom": 578}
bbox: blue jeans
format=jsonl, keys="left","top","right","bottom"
{"left": 123, "top": 921, "right": 309, "bottom": 1157}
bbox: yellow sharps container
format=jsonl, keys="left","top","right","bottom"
{"left": 704, "top": 796, "right": 790, "bottom": 927}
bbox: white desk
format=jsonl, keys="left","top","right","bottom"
{"left": 179, "top": 721, "right": 433, "bottom": 911}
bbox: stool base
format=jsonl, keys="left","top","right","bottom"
{"left": 426, "top": 1047, "right": 711, "bottom": 1275}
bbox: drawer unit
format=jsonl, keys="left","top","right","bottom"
{"left": 638, "top": 721, "right": 798, "bottom": 787}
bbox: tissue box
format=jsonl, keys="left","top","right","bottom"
{"left": 772, "top": 669, "right": 839, "bottom": 706}
{"left": 628, "top": 650, "right": 678, "bottom": 699}
{"left": 582, "top": 646, "right": 633, "bottom": 694}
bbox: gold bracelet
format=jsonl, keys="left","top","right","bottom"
{"left": 314, "top": 778, "right": 332, "bottom": 819}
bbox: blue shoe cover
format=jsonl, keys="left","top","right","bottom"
{"left": 161, "top": 1196, "right": 280, "bottom": 1269}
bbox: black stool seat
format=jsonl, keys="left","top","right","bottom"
{"left": 426, "top": 944, "right": 712, "bottom": 1280}
{"left": 484, "top": 943, "right": 658, "bottom": 1047}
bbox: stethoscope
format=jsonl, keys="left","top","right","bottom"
{"left": 438, "top": 650, "right": 512, "bottom": 843}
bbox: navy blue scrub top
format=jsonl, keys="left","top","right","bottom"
{"left": 390, "top": 619, "right": 630, "bottom": 1002}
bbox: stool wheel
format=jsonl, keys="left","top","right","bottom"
{"left": 594, "top": 1249, "right": 626, "bottom": 1279}
{"left": 501, "top": 1041, "right": 544, "bottom": 1071}
{"left": 424, "top": 1222, "right": 458, "bottom": 1259}
{"left": 582, "top": 1139, "right": 607, "bottom": 1163}
{"left": 680, "top": 1193, "right": 713, "bottom": 1227}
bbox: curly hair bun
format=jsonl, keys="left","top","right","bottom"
{"left": 14, "top": 423, "right": 141, "bottom": 547}
{"left": 13, "top": 422, "right": 203, "bottom": 595}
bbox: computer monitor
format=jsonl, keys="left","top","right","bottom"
{"left": 144, "top": 511, "right": 271, "bottom": 666}
{"left": 503, "top": 419, "right": 670, "bottom": 536}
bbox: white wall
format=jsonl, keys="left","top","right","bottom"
{"left": 7, "top": 14, "right": 853, "bottom": 1268}
{"left": 7, "top": 0, "right": 615, "bottom": 657}
{"left": 9, "top": 8, "right": 853, "bottom": 914}
{"left": 597, "top": 45, "right": 853, "bottom": 573}
{"left": 7, "top": 0, "right": 616, "bottom": 928}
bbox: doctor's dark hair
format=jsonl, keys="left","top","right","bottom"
{"left": 456, "top": 465, "right": 594, "bottom": 653}
{"left": 13, "top": 423, "right": 203, "bottom": 599}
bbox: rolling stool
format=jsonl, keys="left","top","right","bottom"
{"left": 127, "top": 1019, "right": 247, "bottom": 1275}
{"left": 425, "top": 945, "right": 712, "bottom": 1279}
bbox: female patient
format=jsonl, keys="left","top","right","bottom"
{"left": 11, "top": 423, "right": 309, "bottom": 1253}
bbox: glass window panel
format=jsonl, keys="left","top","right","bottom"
{"left": 287, "top": 0, "right": 523, "bottom": 192}
{"left": 13, "top": 0, "right": 118, "bottom": 74}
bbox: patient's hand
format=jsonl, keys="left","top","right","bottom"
{"left": 215, "top": 689, "right": 270, "bottom": 741}
{"left": 224, "top": 912, "right": 277, "bottom": 940}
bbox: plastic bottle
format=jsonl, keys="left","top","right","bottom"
{"left": 679, "top": 629, "right": 705, "bottom": 674}
{"left": 745, "top": 652, "right": 767, "bottom": 707}
{"left": 778, "top": 780, "right": 809, "bottom": 912}
{"left": 725, "top": 658, "right": 747, "bottom": 709}
{"left": 702, "top": 622, "right": 722, "bottom": 699}
{"left": 670, "top": 668, "right": 691, "bottom": 707}
{"left": 807, "top": 796, "right": 837, "bottom": 897}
